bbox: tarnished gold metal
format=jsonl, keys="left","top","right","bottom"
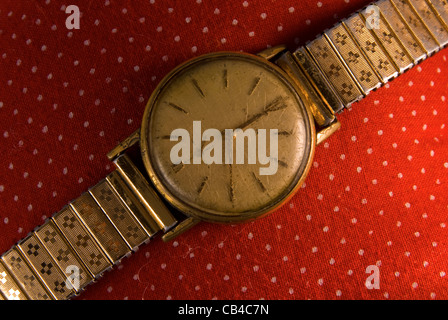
{"left": 294, "top": 47, "right": 345, "bottom": 113}
{"left": 306, "top": 36, "right": 364, "bottom": 106}
{"left": 106, "top": 171, "right": 160, "bottom": 237}
{"left": 0, "top": 261, "right": 27, "bottom": 300}
{"left": 70, "top": 193, "right": 132, "bottom": 262}
{"left": 427, "top": 0, "right": 448, "bottom": 27}
{"left": 35, "top": 220, "right": 93, "bottom": 292}
{"left": 114, "top": 154, "right": 177, "bottom": 230}
{"left": 276, "top": 52, "right": 336, "bottom": 128}
{"left": 107, "top": 129, "right": 140, "bottom": 161}
{"left": 344, "top": 14, "right": 399, "bottom": 83}
{"left": 257, "top": 45, "right": 288, "bottom": 61}
{"left": 162, "top": 217, "right": 201, "bottom": 242}
{"left": 363, "top": 5, "right": 415, "bottom": 72}
{"left": 53, "top": 207, "right": 112, "bottom": 277}
{"left": 90, "top": 180, "right": 150, "bottom": 250}
{"left": 390, "top": 0, "right": 440, "bottom": 54}
{"left": 1, "top": 248, "right": 52, "bottom": 300}
{"left": 140, "top": 52, "right": 316, "bottom": 223}
{"left": 1, "top": 0, "right": 447, "bottom": 301}
{"left": 326, "top": 23, "right": 382, "bottom": 94}
{"left": 408, "top": 0, "right": 448, "bottom": 47}
{"left": 17, "top": 235, "right": 75, "bottom": 300}
{"left": 317, "top": 120, "right": 342, "bottom": 145}
{"left": 377, "top": 0, "right": 427, "bottom": 63}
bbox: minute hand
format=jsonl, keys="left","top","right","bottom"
{"left": 173, "top": 96, "right": 287, "bottom": 171}
{"left": 197, "top": 97, "right": 286, "bottom": 164}
{"left": 235, "top": 96, "right": 287, "bottom": 131}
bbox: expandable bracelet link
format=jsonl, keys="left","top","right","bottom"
{"left": 300, "top": 0, "right": 448, "bottom": 112}
{"left": 0, "top": 164, "right": 172, "bottom": 300}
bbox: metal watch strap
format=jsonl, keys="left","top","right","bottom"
{"left": 1, "top": 0, "right": 447, "bottom": 301}
{"left": 295, "top": 0, "right": 448, "bottom": 114}
{"left": 0, "top": 154, "right": 177, "bottom": 300}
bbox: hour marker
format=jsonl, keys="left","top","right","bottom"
{"left": 229, "top": 165, "right": 235, "bottom": 203}
{"left": 277, "top": 130, "right": 292, "bottom": 136}
{"left": 251, "top": 171, "right": 267, "bottom": 193}
{"left": 197, "top": 176, "right": 209, "bottom": 195}
{"left": 223, "top": 69, "right": 228, "bottom": 88}
{"left": 158, "top": 134, "right": 181, "bottom": 140}
{"left": 172, "top": 163, "right": 184, "bottom": 173}
{"left": 278, "top": 160, "right": 288, "bottom": 168}
{"left": 248, "top": 77, "right": 261, "bottom": 96}
{"left": 191, "top": 78, "right": 205, "bottom": 98}
{"left": 167, "top": 102, "right": 189, "bottom": 114}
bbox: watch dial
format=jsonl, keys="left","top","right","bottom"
{"left": 142, "top": 52, "right": 313, "bottom": 222}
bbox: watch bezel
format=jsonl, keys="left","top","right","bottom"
{"left": 140, "top": 51, "right": 316, "bottom": 223}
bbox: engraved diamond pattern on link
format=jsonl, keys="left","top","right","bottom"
{"left": 53, "top": 207, "right": 111, "bottom": 277}
{"left": 70, "top": 193, "right": 131, "bottom": 262}
{"left": 409, "top": 0, "right": 448, "bottom": 46}
{"left": 1, "top": 248, "right": 52, "bottom": 300}
{"left": 293, "top": 47, "right": 346, "bottom": 113}
{"left": 363, "top": 7, "right": 415, "bottom": 72}
{"left": 326, "top": 24, "right": 382, "bottom": 93}
{"left": 391, "top": 0, "right": 440, "bottom": 54}
{"left": 428, "top": 0, "right": 448, "bottom": 25}
{"left": 345, "top": 14, "right": 399, "bottom": 82}
{"left": 35, "top": 220, "right": 93, "bottom": 291}
{"left": 18, "top": 235, "right": 75, "bottom": 300}
{"left": 378, "top": 0, "right": 427, "bottom": 63}
{"left": 0, "top": 262, "right": 27, "bottom": 300}
{"left": 90, "top": 180, "right": 149, "bottom": 250}
{"left": 307, "top": 36, "right": 363, "bottom": 106}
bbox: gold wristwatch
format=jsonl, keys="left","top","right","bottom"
{"left": 0, "top": 0, "right": 447, "bottom": 300}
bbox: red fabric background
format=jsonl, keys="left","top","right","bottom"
{"left": 0, "top": 0, "right": 447, "bottom": 300}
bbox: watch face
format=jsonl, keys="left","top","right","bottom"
{"left": 141, "top": 52, "right": 315, "bottom": 223}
